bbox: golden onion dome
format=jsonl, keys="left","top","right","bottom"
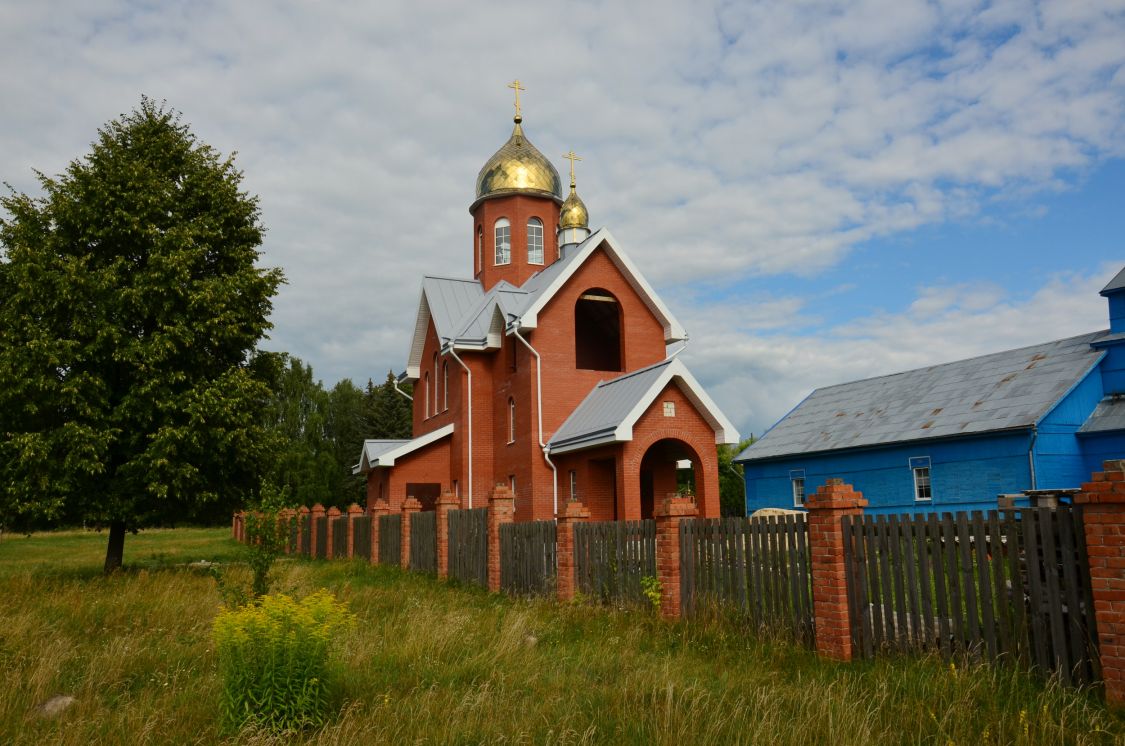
{"left": 559, "top": 185, "right": 589, "bottom": 229}
{"left": 474, "top": 117, "right": 563, "bottom": 205}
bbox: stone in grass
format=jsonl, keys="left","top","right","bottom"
{"left": 35, "top": 695, "right": 76, "bottom": 719}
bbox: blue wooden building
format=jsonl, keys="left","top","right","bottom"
{"left": 736, "top": 268, "right": 1125, "bottom": 515}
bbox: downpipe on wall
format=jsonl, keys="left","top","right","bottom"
{"left": 511, "top": 327, "right": 559, "bottom": 517}
{"left": 445, "top": 342, "right": 473, "bottom": 509}
{"left": 1027, "top": 424, "right": 1038, "bottom": 491}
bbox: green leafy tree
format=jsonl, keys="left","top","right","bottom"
{"left": 719, "top": 437, "right": 756, "bottom": 517}
{"left": 0, "top": 98, "right": 283, "bottom": 572}
{"left": 325, "top": 378, "right": 368, "bottom": 503}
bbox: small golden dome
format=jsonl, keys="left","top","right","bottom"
{"left": 559, "top": 185, "right": 589, "bottom": 229}
{"left": 475, "top": 118, "right": 563, "bottom": 204}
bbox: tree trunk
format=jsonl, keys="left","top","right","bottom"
{"left": 104, "top": 520, "right": 126, "bottom": 574}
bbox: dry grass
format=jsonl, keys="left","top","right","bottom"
{"left": 0, "top": 528, "right": 1121, "bottom": 744}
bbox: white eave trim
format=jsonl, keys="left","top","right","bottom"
{"left": 354, "top": 424, "right": 455, "bottom": 474}
{"left": 515, "top": 229, "right": 688, "bottom": 343}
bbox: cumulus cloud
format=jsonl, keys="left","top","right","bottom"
{"left": 0, "top": 0, "right": 1122, "bottom": 423}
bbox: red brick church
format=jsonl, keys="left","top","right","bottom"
{"left": 356, "top": 87, "right": 739, "bottom": 521}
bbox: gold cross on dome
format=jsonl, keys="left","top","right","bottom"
{"left": 507, "top": 79, "right": 526, "bottom": 118}
{"left": 562, "top": 150, "right": 582, "bottom": 186}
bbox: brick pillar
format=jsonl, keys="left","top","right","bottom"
{"left": 401, "top": 497, "right": 422, "bottom": 569}
{"left": 326, "top": 506, "right": 341, "bottom": 559}
{"left": 346, "top": 504, "right": 363, "bottom": 558}
{"left": 805, "top": 478, "right": 867, "bottom": 662}
{"left": 1076, "top": 459, "right": 1125, "bottom": 707}
{"left": 487, "top": 484, "right": 515, "bottom": 592}
{"left": 655, "top": 494, "right": 698, "bottom": 619}
{"left": 369, "top": 500, "right": 389, "bottom": 565}
{"left": 556, "top": 499, "right": 590, "bottom": 602}
{"left": 296, "top": 506, "right": 310, "bottom": 554}
{"left": 435, "top": 489, "right": 459, "bottom": 579}
{"left": 310, "top": 503, "right": 325, "bottom": 558}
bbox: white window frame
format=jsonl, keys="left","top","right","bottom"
{"left": 509, "top": 474, "right": 516, "bottom": 496}
{"left": 494, "top": 218, "right": 511, "bottom": 265}
{"left": 569, "top": 469, "right": 577, "bottom": 500}
{"left": 790, "top": 469, "right": 805, "bottom": 507}
{"left": 527, "top": 218, "right": 544, "bottom": 264}
{"left": 442, "top": 361, "right": 449, "bottom": 411}
{"left": 507, "top": 397, "right": 516, "bottom": 444}
{"left": 423, "top": 373, "right": 430, "bottom": 418}
{"left": 663, "top": 401, "right": 675, "bottom": 417}
{"left": 476, "top": 226, "right": 483, "bottom": 275}
{"left": 910, "top": 457, "right": 932, "bottom": 501}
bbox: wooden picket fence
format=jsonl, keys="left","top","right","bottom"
{"left": 501, "top": 520, "right": 557, "bottom": 596}
{"left": 300, "top": 514, "right": 312, "bottom": 556}
{"left": 842, "top": 508, "right": 1100, "bottom": 687}
{"left": 352, "top": 515, "right": 372, "bottom": 560}
{"left": 331, "top": 515, "right": 348, "bottom": 559}
{"left": 448, "top": 508, "right": 488, "bottom": 587}
{"left": 314, "top": 516, "right": 328, "bottom": 559}
{"left": 410, "top": 511, "right": 437, "bottom": 573}
{"left": 574, "top": 520, "right": 656, "bottom": 605}
{"left": 379, "top": 513, "right": 402, "bottom": 566}
{"left": 679, "top": 515, "right": 814, "bottom": 645}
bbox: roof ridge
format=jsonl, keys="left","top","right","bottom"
{"left": 595, "top": 357, "right": 676, "bottom": 389}
{"left": 814, "top": 329, "right": 1106, "bottom": 393}
{"left": 423, "top": 274, "right": 481, "bottom": 284}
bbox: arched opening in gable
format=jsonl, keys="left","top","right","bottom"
{"left": 574, "top": 287, "right": 622, "bottom": 371}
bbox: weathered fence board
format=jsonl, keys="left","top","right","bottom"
{"left": 448, "top": 508, "right": 488, "bottom": 586}
{"left": 680, "top": 515, "right": 813, "bottom": 646}
{"left": 300, "top": 514, "right": 312, "bottom": 557}
{"left": 331, "top": 516, "right": 348, "bottom": 559}
{"left": 379, "top": 513, "right": 402, "bottom": 567}
{"left": 501, "top": 520, "right": 557, "bottom": 596}
{"left": 352, "top": 515, "right": 372, "bottom": 560}
{"left": 575, "top": 520, "right": 656, "bottom": 605}
{"left": 843, "top": 508, "right": 1099, "bottom": 688}
{"left": 314, "top": 516, "right": 328, "bottom": 560}
{"left": 410, "top": 511, "right": 437, "bottom": 573}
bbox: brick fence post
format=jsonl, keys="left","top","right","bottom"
{"left": 435, "top": 489, "right": 458, "bottom": 579}
{"left": 369, "top": 500, "right": 389, "bottom": 565}
{"left": 401, "top": 497, "right": 421, "bottom": 569}
{"left": 556, "top": 499, "right": 590, "bottom": 602}
{"left": 346, "top": 503, "right": 363, "bottom": 558}
{"left": 1076, "top": 459, "right": 1125, "bottom": 707}
{"left": 310, "top": 503, "right": 325, "bottom": 558}
{"left": 296, "top": 506, "right": 310, "bottom": 554}
{"left": 326, "top": 506, "right": 341, "bottom": 559}
{"left": 488, "top": 484, "right": 515, "bottom": 592}
{"left": 655, "top": 494, "right": 698, "bottom": 619}
{"left": 805, "top": 478, "right": 867, "bottom": 662}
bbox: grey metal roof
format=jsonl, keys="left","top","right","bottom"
{"left": 1102, "top": 266, "right": 1125, "bottom": 295}
{"left": 549, "top": 359, "right": 676, "bottom": 451}
{"left": 422, "top": 276, "right": 485, "bottom": 340}
{"left": 737, "top": 330, "right": 1108, "bottom": 462}
{"left": 1079, "top": 396, "right": 1125, "bottom": 434}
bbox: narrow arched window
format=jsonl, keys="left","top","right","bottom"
{"left": 433, "top": 353, "right": 439, "bottom": 415}
{"left": 508, "top": 397, "right": 516, "bottom": 443}
{"left": 494, "top": 218, "right": 511, "bottom": 265}
{"left": 575, "top": 288, "right": 623, "bottom": 371}
{"left": 424, "top": 373, "right": 430, "bottom": 417}
{"left": 442, "top": 361, "right": 449, "bottom": 411}
{"left": 476, "top": 226, "right": 483, "bottom": 275}
{"left": 527, "top": 218, "right": 544, "bottom": 264}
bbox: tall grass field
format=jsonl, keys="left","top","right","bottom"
{"left": 0, "top": 527, "right": 1121, "bottom": 744}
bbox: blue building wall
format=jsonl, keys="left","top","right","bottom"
{"left": 1081, "top": 431, "right": 1125, "bottom": 475}
{"left": 742, "top": 431, "right": 1033, "bottom": 516}
{"left": 1034, "top": 364, "right": 1104, "bottom": 489}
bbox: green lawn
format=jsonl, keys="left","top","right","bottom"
{"left": 0, "top": 528, "right": 1120, "bottom": 744}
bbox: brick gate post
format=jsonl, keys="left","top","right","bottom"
{"left": 296, "top": 506, "right": 310, "bottom": 554}
{"left": 655, "top": 494, "right": 698, "bottom": 619}
{"left": 326, "top": 506, "right": 341, "bottom": 559}
{"left": 487, "top": 485, "right": 515, "bottom": 592}
{"left": 556, "top": 499, "right": 590, "bottom": 602}
{"left": 1076, "top": 459, "right": 1125, "bottom": 707}
{"left": 401, "top": 497, "right": 422, "bottom": 569}
{"left": 435, "top": 490, "right": 459, "bottom": 579}
{"left": 346, "top": 504, "right": 363, "bottom": 558}
{"left": 309, "top": 504, "right": 326, "bottom": 558}
{"left": 369, "top": 500, "right": 389, "bottom": 565}
{"left": 805, "top": 478, "right": 867, "bottom": 662}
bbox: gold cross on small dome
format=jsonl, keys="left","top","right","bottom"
{"left": 562, "top": 151, "right": 582, "bottom": 187}
{"left": 507, "top": 80, "right": 526, "bottom": 119}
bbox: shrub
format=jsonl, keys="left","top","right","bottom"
{"left": 212, "top": 590, "right": 355, "bottom": 733}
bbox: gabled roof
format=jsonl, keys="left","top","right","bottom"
{"left": 1101, "top": 267, "right": 1125, "bottom": 295}
{"left": 353, "top": 424, "right": 454, "bottom": 474}
{"left": 737, "top": 331, "right": 1108, "bottom": 463}
{"left": 1078, "top": 396, "right": 1125, "bottom": 434}
{"left": 548, "top": 357, "right": 739, "bottom": 454}
{"left": 406, "top": 277, "right": 485, "bottom": 378}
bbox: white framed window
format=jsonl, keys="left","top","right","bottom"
{"left": 476, "top": 226, "right": 483, "bottom": 275}
{"left": 790, "top": 469, "right": 805, "bottom": 507}
{"left": 453, "top": 480, "right": 459, "bottom": 497}
{"left": 663, "top": 401, "right": 676, "bottom": 417}
{"left": 910, "top": 457, "right": 932, "bottom": 501}
{"left": 507, "top": 397, "right": 515, "bottom": 443}
{"left": 509, "top": 474, "right": 516, "bottom": 496}
{"left": 569, "top": 470, "right": 578, "bottom": 500}
{"left": 423, "top": 373, "right": 430, "bottom": 417}
{"left": 442, "top": 361, "right": 449, "bottom": 411}
{"left": 494, "top": 218, "right": 511, "bottom": 265}
{"left": 527, "top": 218, "right": 544, "bottom": 264}
{"left": 433, "top": 353, "right": 439, "bottom": 413}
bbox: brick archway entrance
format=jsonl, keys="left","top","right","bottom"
{"left": 638, "top": 438, "right": 703, "bottom": 519}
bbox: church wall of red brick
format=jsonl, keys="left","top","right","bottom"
{"left": 472, "top": 194, "right": 561, "bottom": 291}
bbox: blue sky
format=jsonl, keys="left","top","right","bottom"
{"left": 1, "top": 1, "right": 1122, "bottom": 439}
